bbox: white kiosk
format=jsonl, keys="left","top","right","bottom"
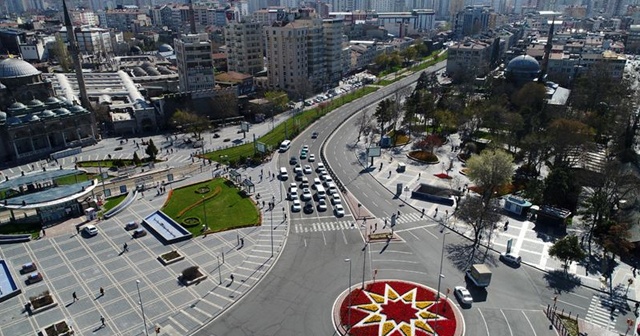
{"left": 85, "top": 207, "right": 97, "bottom": 221}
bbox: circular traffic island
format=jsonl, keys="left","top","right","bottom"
{"left": 334, "top": 280, "right": 464, "bottom": 336}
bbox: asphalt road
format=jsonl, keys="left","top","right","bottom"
{"left": 194, "top": 61, "right": 632, "bottom": 335}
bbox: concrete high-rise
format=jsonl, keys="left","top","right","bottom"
{"left": 225, "top": 21, "right": 264, "bottom": 75}
{"left": 174, "top": 33, "right": 215, "bottom": 96}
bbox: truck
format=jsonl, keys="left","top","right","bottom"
{"left": 466, "top": 264, "right": 492, "bottom": 287}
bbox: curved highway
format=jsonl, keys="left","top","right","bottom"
{"left": 194, "top": 61, "right": 599, "bottom": 336}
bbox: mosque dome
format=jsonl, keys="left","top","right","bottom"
{"left": 0, "top": 111, "right": 6, "bottom": 123}
{"left": 68, "top": 105, "right": 86, "bottom": 114}
{"left": 54, "top": 108, "right": 72, "bottom": 116}
{"left": 39, "top": 110, "right": 56, "bottom": 119}
{"left": 23, "top": 114, "right": 40, "bottom": 122}
{"left": 130, "top": 46, "right": 142, "bottom": 55}
{"left": 7, "top": 102, "right": 27, "bottom": 113}
{"left": 27, "top": 99, "right": 44, "bottom": 108}
{"left": 0, "top": 58, "right": 41, "bottom": 79}
{"left": 158, "top": 44, "right": 173, "bottom": 52}
{"left": 44, "top": 97, "right": 61, "bottom": 106}
{"left": 505, "top": 55, "right": 541, "bottom": 86}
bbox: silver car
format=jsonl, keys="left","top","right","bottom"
{"left": 454, "top": 286, "right": 473, "bottom": 306}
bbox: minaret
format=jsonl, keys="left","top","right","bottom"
{"left": 539, "top": 15, "right": 555, "bottom": 82}
{"left": 63, "top": 0, "right": 91, "bottom": 110}
{"left": 188, "top": 0, "right": 197, "bottom": 34}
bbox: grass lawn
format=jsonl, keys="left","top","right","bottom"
{"left": 204, "top": 86, "right": 378, "bottom": 165}
{"left": 557, "top": 314, "right": 579, "bottom": 336}
{"left": 102, "top": 194, "right": 127, "bottom": 213}
{"left": 54, "top": 172, "right": 91, "bottom": 185}
{"left": 0, "top": 220, "right": 41, "bottom": 238}
{"left": 162, "top": 178, "right": 260, "bottom": 235}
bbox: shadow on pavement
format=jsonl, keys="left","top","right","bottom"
{"left": 543, "top": 270, "right": 582, "bottom": 294}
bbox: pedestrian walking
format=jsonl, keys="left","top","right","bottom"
{"left": 240, "top": 238, "right": 244, "bottom": 247}
{"left": 100, "top": 316, "right": 105, "bottom": 327}
{"left": 72, "top": 292, "right": 78, "bottom": 301}
{"left": 99, "top": 287, "right": 104, "bottom": 297}
{"left": 41, "top": 228, "right": 46, "bottom": 236}
{"left": 123, "top": 242, "right": 128, "bottom": 252}
{"left": 76, "top": 226, "right": 80, "bottom": 234}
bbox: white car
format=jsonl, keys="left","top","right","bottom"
{"left": 499, "top": 253, "right": 522, "bottom": 266}
{"left": 294, "top": 164, "right": 303, "bottom": 174}
{"left": 302, "top": 145, "right": 309, "bottom": 151}
{"left": 301, "top": 188, "right": 312, "bottom": 201}
{"left": 303, "top": 165, "right": 312, "bottom": 174}
{"left": 291, "top": 199, "right": 302, "bottom": 212}
{"left": 334, "top": 204, "right": 345, "bottom": 217}
{"left": 454, "top": 286, "right": 473, "bottom": 306}
{"left": 317, "top": 198, "right": 328, "bottom": 211}
{"left": 288, "top": 187, "right": 298, "bottom": 200}
{"left": 331, "top": 194, "right": 342, "bottom": 205}
{"left": 316, "top": 163, "right": 325, "bottom": 173}
{"left": 83, "top": 225, "right": 98, "bottom": 236}
{"left": 289, "top": 182, "right": 298, "bottom": 189}
{"left": 327, "top": 183, "right": 338, "bottom": 195}
{"left": 323, "top": 175, "right": 334, "bottom": 185}
{"left": 308, "top": 154, "right": 315, "bottom": 162}
{"left": 313, "top": 178, "right": 322, "bottom": 189}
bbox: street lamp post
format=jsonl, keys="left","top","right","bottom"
{"left": 361, "top": 242, "right": 368, "bottom": 289}
{"left": 217, "top": 256, "right": 222, "bottom": 284}
{"left": 270, "top": 204, "right": 274, "bottom": 257}
{"left": 135, "top": 280, "right": 149, "bottom": 336}
{"left": 434, "top": 232, "right": 449, "bottom": 335}
{"left": 345, "top": 258, "right": 352, "bottom": 332}
{"left": 202, "top": 195, "right": 208, "bottom": 231}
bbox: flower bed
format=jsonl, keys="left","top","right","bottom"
{"left": 434, "top": 173, "right": 452, "bottom": 180}
{"left": 29, "top": 290, "right": 58, "bottom": 314}
{"left": 158, "top": 250, "right": 185, "bottom": 265}
{"left": 42, "top": 320, "right": 74, "bottom": 336}
{"left": 337, "top": 280, "right": 460, "bottom": 336}
{"left": 408, "top": 151, "right": 439, "bottom": 164}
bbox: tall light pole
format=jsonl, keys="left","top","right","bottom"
{"left": 217, "top": 256, "right": 222, "bottom": 284}
{"left": 135, "top": 280, "right": 149, "bottom": 336}
{"left": 345, "top": 258, "right": 352, "bottom": 332}
{"left": 270, "top": 204, "right": 274, "bottom": 257}
{"left": 361, "top": 242, "right": 368, "bottom": 289}
{"left": 202, "top": 195, "right": 208, "bottom": 231}
{"left": 434, "top": 232, "right": 449, "bottom": 335}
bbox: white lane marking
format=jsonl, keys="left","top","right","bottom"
{"left": 342, "top": 230, "right": 348, "bottom": 245}
{"left": 522, "top": 311, "right": 537, "bottom": 336}
{"left": 501, "top": 309, "right": 513, "bottom": 336}
{"left": 304, "top": 238, "right": 307, "bottom": 247}
{"left": 478, "top": 308, "right": 490, "bottom": 336}
{"left": 322, "top": 231, "right": 327, "bottom": 245}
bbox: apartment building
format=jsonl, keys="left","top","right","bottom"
{"left": 323, "top": 18, "right": 345, "bottom": 86}
{"left": 174, "top": 33, "right": 215, "bottom": 96}
{"left": 225, "top": 21, "right": 264, "bottom": 75}
{"left": 446, "top": 39, "right": 492, "bottom": 76}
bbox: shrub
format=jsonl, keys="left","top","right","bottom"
{"left": 181, "top": 266, "right": 201, "bottom": 281}
{"left": 408, "top": 151, "right": 439, "bottom": 163}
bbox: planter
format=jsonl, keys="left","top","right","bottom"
{"left": 29, "top": 292, "right": 58, "bottom": 315}
{"left": 40, "top": 320, "right": 74, "bottom": 336}
{"left": 158, "top": 250, "right": 185, "bottom": 266}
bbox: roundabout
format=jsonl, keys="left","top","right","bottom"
{"left": 333, "top": 280, "right": 464, "bottom": 336}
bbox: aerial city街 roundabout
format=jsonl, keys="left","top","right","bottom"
{"left": 333, "top": 280, "right": 464, "bottom": 336}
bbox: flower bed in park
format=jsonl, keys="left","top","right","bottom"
{"left": 434, "top": 173, "right": 452, "bottom": 180}
{"left": 337, "top": 280, "right": 461, "bottom": 336}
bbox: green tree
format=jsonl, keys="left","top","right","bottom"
{"left": 456, "top": 195, "right": 502, "bottom": 262}
{"left": 374, "top": 98, "right": 394, "bottom": 138}
{"left": 133, "top": 151, "right": 141, "bottom": 165}
{"left": 545, "top": 118, "right": 594, "bottom": 167}
{"left": 542, "top": 166, "right": 580, "bottom": 210}
{"left": 53, "top": 35, "right": 72, "bottom": 72}
{"left": 466, "top": 149, "right": 515, "bottom": 203}
{"left": 548, "top": 235, "right": 586, "bottom": 273}
{"left": 170, "top": 109, "right": 210, "bottom": 140}
{"left": 264, "top": 90, "right": 290, "bottom": 110}
{"left": 145, "top": 139, "right": 158, "bottom": 160}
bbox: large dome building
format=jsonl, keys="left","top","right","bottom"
{"left": 505, "top": 55, "right": 541, "bottom": 86}
{"left": 0, "top": 58, "right": 97, "bottom": 163}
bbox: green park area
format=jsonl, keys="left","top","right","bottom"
{"left": 102, "top": 194, "right": 127, "bottom": 214}
{"left": 204, "top": 86, "right": 378, "bottom": 165}
{"left": 161, "top": 178, "right": 260, "bottom": 235}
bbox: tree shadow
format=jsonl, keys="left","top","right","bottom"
{"left": 445, "top": 242, "right": 495, "bottom": 272}
{"left": 543, "top": 270, "right": 582, "bottom": 294}
{"left": 577, "top": 254, "right": 605, "bottom": 276}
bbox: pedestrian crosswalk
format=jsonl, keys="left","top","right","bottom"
{"left": 585, "top": 294, "right": 625, "bottom": 330}
{"left": 391, "top": 212, "right": 436, "bottom": 225}
{"left": 294, "top": 221, "right": 356, "bottom": 233}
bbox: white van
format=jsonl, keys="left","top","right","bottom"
{"left": 279, "top": 140, "right": 291, "bottom": 152}
{"left": 316, "top": 185, "right": 326, "bottom": 199}
{"left": 279, "top": 167, "right": 288, "bottom": 180}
